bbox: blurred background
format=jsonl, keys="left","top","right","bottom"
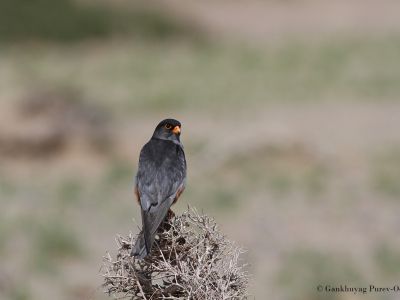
{"left": 1, "top": 0, "right": 400, "bottom": 299}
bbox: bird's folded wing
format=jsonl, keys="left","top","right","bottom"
{"left": 142, "top": 196, "right": 174, "bottom": 252}
{"left": 135, "top": 140, "right": 187, "bottom": 254}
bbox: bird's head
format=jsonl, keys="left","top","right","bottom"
{"left": 152, "top": 118, "right": 182, "bottom": 143}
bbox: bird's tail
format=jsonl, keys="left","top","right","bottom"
{"left": 131, "top": 231, "right": 150, "bottom": 259}
{"left": 131, "top": 198, "right": 174, "bottom": 259}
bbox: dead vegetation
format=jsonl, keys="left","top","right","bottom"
{"left": 101, "top": 208, "right": 249, "bottom": 300}
{"left": 0, "top": 89, "right": 112, "bottom": 159}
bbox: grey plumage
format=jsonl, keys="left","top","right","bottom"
{"left": 131, "top": 119, "right": 186, "bottom": 258}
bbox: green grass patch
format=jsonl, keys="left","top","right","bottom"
{"left": 0, "top": 0, "right": 198, "bottom": 43}
{"left": 33, "top": 219, "right": 83, "bottom": 272}
{"left": 185, "top": 183, "right": 240, "bottom": 214}
{"left": 370, "top": 147, "right": 400, "bottom": 198}
{"left": 210, "top": 187, "right": 239, "bottom": 211}
{"left": 302, "top": 165, "right": 330, "bottom": 197}
{"left": 103, "top": 159, "right": 134, "bottom": 186}
{"left": 277, "top": 249, "right": 364, "bottom": 300}
{"left": 218, "top": 144, "right": 330, "bottom": 199}
{"left": 374, "top": 242, "right": 400, "bottom": 278}
{"left": 0, "top": 221, "right": 7, "bottom": 254}
{"left": 0, "top": 175, "right": 16, "bottom": 196}
{"left": 6, "top": 287, "right": 31, "bottom": 300}
{"left": 1, "top": 35, "right": 399, "bottom": 117}
{"left": 267, "top": 173, "right": 294, "bottom": 196}
{"left": 57, "top": 178, "right": 83, "bottom": 206}
{"left": 10, "top": 289, "right": 30, "bottom": 300}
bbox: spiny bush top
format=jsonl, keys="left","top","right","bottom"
{"left": 101, "top": 208, "right": 249, "bottom": 300}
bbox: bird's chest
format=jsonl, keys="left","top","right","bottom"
{"left": 152, "top": 145, "right": 179, "bottom": 167}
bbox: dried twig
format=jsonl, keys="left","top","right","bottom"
{"left": 101, "top": 207, "right": 249, "bottom": 299}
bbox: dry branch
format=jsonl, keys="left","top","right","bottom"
{"left": 101, "top": 207, "right": 248, "bottom": 300}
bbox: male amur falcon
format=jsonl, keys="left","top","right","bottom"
{"left": 131, "top": 119, "right": 186, "bottom": 258}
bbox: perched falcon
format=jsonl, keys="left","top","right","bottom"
{"left": 131, "top": 119, "right": 187, "bottom": 258}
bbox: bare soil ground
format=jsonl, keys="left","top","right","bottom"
{"left": 166, "top": 0, "right": 400, "bottom": 41}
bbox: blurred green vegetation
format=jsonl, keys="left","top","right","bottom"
{"left": 216, "top": 144, "right": 330, "bottom": 199}
{"left": 33, "top": 219, "right": 84, "bottom": 272}
{"left": 374, "top": 242, "right": 400, "bottom": 278}
{"left": 103, "top": 160, "right": 134, "bottom": 187}
{"left": 8, "top": 288, "right": 31, "bottom": 300}
{"left": 0, "top": 175, "right": 17, "bottom": 196}
{"left": 204, "top": 186, "right": 239, "bottom": 212}
{"left": 370, "top": 147, "right": 400, "bottom": 198}
{"left": 0, "top": 221, "right": 7, "bottom": 254}
{"left": 57, "top": 178, "right": 83, "bottom": 207}
{"left": 277, "top": 249, "right": 364, "bottom": 300}
{"left": 0, "top": 0, "right": 197, "bottom": 43}
{"left": 2, "top": 36, "right": 399, "bottom": 119}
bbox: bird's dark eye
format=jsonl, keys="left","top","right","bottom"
{"left": 164, "top": 124, "right": 172, "bottom": 129}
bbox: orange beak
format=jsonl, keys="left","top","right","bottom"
{"left": 172, "top": 126, "right": 181, "bottom": 135}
